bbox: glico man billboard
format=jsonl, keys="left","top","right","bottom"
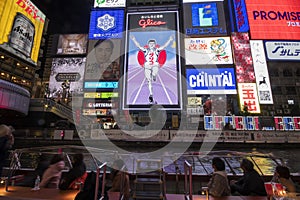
{"left": 245, "top": 0, "right": 300, "bottom": 40}
{"left": 0, "top": 0, "right": 45, "bottom": 65}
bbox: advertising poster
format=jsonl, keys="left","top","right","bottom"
{"left": 185, "top": 37, "right": 233, "bottom": 65}
{"left": 48, "top": 57, "right": 86, "bottom": 99}
{"left": 183, "top": 1, "right": 227, "bottom": 37}
{"left": 89, "top": 10, "right": 124, "bottom": 39}
{"left": 250, "top": 40, "right": 273, "bottom": 104}
{"left": 186, "top": 68, "right": 237, "bottom": 94}
{"left": 94, "top": 0, "right": 126, "bottom": 8}
{"left": 0, "top": 0, "right": 45, "bottom": 65}
{"left": 123, "top": 11, "right": 182, "bottom": 109}
{"left": 56, "top": 34, "right": 88, "bottom": 55}
{"left": 265, "top": 41, "right": 300, "bottom": 61}
{"left": 84, "top": 39, "right": 121, "bottom": 81}
{"left": 238, "top": 83, "right": 261, "bottom": 113}
{"left": 245, "top": 0, "right": 300, "bottom": 40}
{"left": 231, "top": 32, "right": 255, "bottom": 83}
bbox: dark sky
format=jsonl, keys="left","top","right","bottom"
{"left": 31, "top": 0, "right": 92, "bottom": 34}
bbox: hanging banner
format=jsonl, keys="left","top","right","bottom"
{"left": 250, "top": 40, "right": 273, "bottom": 104}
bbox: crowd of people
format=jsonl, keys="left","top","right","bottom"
{"left": 206, "top": 157, "right": 297, "bottom": 198}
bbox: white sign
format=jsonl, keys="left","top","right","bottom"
{"left": 250, "top": 40, "right": 274, "bottom": 104}
{"left": 94, "top": 0, "right": 126, "bottom": 8}
{"left": 185, "top": 37, "right": 233, "bottom": 65}
{"left": 265, "top": 41, "right": 300, "bottom": 61}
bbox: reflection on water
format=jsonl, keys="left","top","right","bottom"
{"left": 6, "top": 145, "right": 299, "bottom": 177}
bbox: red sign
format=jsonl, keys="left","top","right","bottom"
{"left": 245, "top": 0, "right": 300, "bottom": 40}
{"left": 139, "top": 19, "right": 166, "bottom": 28}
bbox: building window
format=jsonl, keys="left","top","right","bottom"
{"left": 269, "top": 68, "right": 279, "bottom": 77}
{"left": 272, "top": 86, "right": 282, "bottom": 95}
{"left": 296, "top": 69, "right": 300, "bottom": 76}
{"left": 283, "top": 69, "right": 293, "bottom": 77}
{"left": 286, "top": 87, "right": 296, "bottom": 95}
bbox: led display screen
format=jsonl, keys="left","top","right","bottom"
{"left": 89, "top": 10, "right": 124, "bottom": 39}
{"left": 245, "top": 0, "right": 300, "bottom": 40}
{"left": 186, "top": 68, "right": 237, "bottom": 94}
{"left": 84, "top": 39, "right": 121, "bottom": 81}
{"left": 185, "top": 37, "right": 233, "bottom": 65}
{"left": 84, "top": 92, "right": 119, "bottom": 98}
{"left": 48, "top": 58, "right": 86, "bottom": 99}
{"left": 0, "top": 0, "right": 45, "bottom": 65}
{"left": 56, "top": 34, "right": 88, "bottom": 55}
{"left": 123, "top": 11, "right": 182, "bottom": 110}
{"left": 183, "top": 1, "right": 227, "bottom": 37}
{"left": 84, "top": 81, "right": 118, "bottom": 89}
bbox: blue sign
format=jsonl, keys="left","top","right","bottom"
{"left": 89, "top": 10, "right": 124, "bottom": 39}
{"left": 186, "top": 68, "right": 237, "bottom": 94}
{"left": 84, "top": 81, "right": 118, "bottom": 89}
{"left": 192, "top": 3, "right": 219, "bottom": 27}
{"left": 232, "top": 0, "right": 249, "bottom": 32}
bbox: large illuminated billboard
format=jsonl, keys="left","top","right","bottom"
{"left": 185, "top": 37, "right": 233, "bottom": 65}
{"left": 245, "top": 0, "right": 300, "bottom": 40}
{"left": 89, "top": 10, "right": 124, "bottom": 39}
{"left": 48, "top": 57, "right": 86, "bottom": 99}
{"left": 186, "top": 68, "right": 237, "bottom": 94}
{"left": 84, "top": 39, "right": 121, "bottom": 81}
{"left": 56, "top": 34, "right": 88, "bottom": 55}
{"left": 0, "top": 0, "right": 45, "bottom": 65}
{"left": 123, "top": 11, "right": 182, "bottom": 110}
{"left": 183, "top": 1, "right": 227, "bottom": 37}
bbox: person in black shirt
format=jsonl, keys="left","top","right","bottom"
{"left": 230, "top": 158, "right": 267, "bottom": 196}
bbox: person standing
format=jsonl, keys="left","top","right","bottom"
{"left": 207, "top": 157, "right": 231, "bottom": 197}
{"left": 230, "top": 158, "right": 267, "bottom": 196}
{"left": 130, "top": 35, "right": 173, "bottom": 103}
{"left": 0, "top": 124, "right": 14, "bottom": 177}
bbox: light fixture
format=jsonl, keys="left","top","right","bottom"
{"left": 0, "top": 55, "right": 4, "bottom": 59}
{"left": 0, "top": 72, "right": 4, "bottom": 76}
{"left": 17, "top": 63, "right": 20, "bottom": 66}
{"left": 25, "top": 67, "right": 28, "bottom": 70}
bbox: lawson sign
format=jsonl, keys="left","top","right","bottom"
{"left": 186, "top": 68, "right": 237, "bottom": 94}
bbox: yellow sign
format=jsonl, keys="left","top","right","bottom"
{"left": 101, "top": 92, "right": 118, "bottom": 98}
{"left": 0, "top": 0, "right": 45, "bottom": 64}
{"left": 84, "top": 92, "right": 102, "bottom": 98}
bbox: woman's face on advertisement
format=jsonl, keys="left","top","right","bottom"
{"left": 95, "top": 41, "right": 113, "bottom": 63}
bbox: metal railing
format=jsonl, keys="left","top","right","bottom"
{"left": 96, "top": 162, "right": 107, "bottom": 200}
{"left": 184, "top": 160, "right": 193, "bottom": 200}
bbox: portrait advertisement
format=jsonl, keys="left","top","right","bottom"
{"left": 123, "top": 11, "right": 182, "bottom": 110}
{"left": 84, "top": 39, "right": 121, "bottom": 81}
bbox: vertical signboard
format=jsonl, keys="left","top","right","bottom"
{"left": 238, "top": 83, "right": 260, "bottom": 113}
{"left": 123, "top": 11, "right": 182, "bottom": 110}
{"left": 89, "top": 10, "right": 124, "bottom": 39}
{"left": 250, "top": 40, "right": 273, "bottom": 104}
{"left": 232, "top": 0, "right": 249, "bottom": 32}
{"left": 185, "top": 37, "right": 233, "bottom": 65}
{"left": 0, "top": 0, "right": 45, "bottom": 65}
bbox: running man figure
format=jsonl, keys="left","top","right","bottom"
{"left": 130, "top": 35, "right": 174, "bottom": 103}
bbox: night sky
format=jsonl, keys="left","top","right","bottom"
{"left": 31, "top": 0, "right": 92, "bottom": 34}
